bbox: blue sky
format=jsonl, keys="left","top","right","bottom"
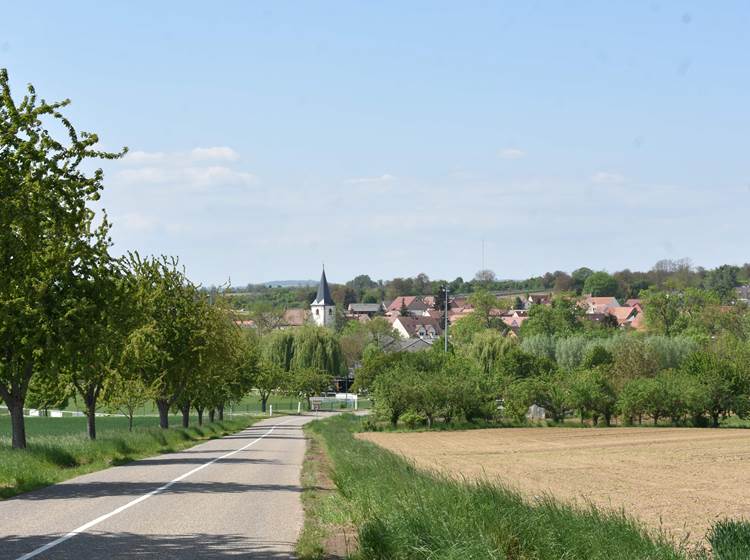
{"left": 2, "top": 1, "right": 748, "bottom": 285}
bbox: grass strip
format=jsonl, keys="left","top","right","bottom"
{"left": 297, "top": 424, "right": 359, "bottom": 559}
{"left": 307, "top": 414, "right": 701, "bottom": 560}
{"left": 0, "top": 417, "right": 259, "bottom": 499}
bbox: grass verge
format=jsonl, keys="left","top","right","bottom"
{"left": 305, "top": 414, "right": 708, "bottom": 560}
{"left": 297, "top": 422, "right": 358, "bottom": 559}
{"left": 0, "top": 417, "right": 258, "bottom": 499}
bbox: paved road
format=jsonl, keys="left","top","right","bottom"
{"left": 0, "top": 414, "right": 323, "bottom": 559}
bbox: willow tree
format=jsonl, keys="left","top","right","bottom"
{"left": 0, "top": 69, "right": 124, "bottom": 448}
{"left": 289, "top": 325, "right": 344, "bottom": 376}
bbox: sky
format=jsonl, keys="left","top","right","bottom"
{"left": 2, "top": 1, "right": 749, "bottom": 285}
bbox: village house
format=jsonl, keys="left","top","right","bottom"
{"left": 385, "top": 296, "right": 429, "bottom": 317}
{"left": 346, "top": 302, "right": 382, "bottom": 318}
{"left": 391, "top": 316, "right": 443, "bottom": 341}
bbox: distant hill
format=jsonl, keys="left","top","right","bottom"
{"left": 262, "top": 280, "right": 318, "bottom": 288}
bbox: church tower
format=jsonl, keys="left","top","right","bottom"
{"left": 311, "top": 267, "right": 335, "bottom": 328}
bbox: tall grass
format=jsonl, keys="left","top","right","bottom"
{"left": 0, "top": 418, "right": 255, "bottom": 499}
{"left": 309, "top": 415, "right": 694, "bottom": 560}
{"left": 707, "top": 520, "right": 750, "bottom": 560}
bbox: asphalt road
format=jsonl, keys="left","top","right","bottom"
{"left": 0, "top": 414, "right": 323, "bottom": 559}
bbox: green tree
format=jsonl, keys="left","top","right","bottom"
{"left": 703, "top": 265, "right": 740, "bottom": 303}
{"left": 292, "top": 367, "right": 333, "bottom": 406}
{"left": 568, "top": 368, "right": 617, "bottom": 425}
{"left": 103, "top": 372, "right": 154, "bottom": 431}
{"left": 582, "top": 271, "right": 619, "bottom": 297}
{"left": 254, "top": 361, "right": 290, "bottom": 413}
{"left": 520, "top": 298, "right": 581, "bottom": 337}
{"left": 571, "top": 267, "right": 594, "bottom": 294}
{"left": 65, "top": 259, "right": 131, "bottom": 439}
{"left": 0, "top": 70, "right": 124, "bottom": 448}
{"left": 121, "top": 254, "right": 206, "bottom": 429}
{"left": 26, "top": 372, "right": 71, "bottom": 415}
{"left": 469, "top": 329, "right": 511, "bottom": 375}
{"left": 641, "top": 288, "right": 681, "bottom": 335}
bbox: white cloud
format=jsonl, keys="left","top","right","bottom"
{"left": 591, "top": 171, "right": 625, "bottom": 184}
{"left": 190, "top": 147, "right": 240, "bottom": 161}
{"left": 498, "top": 148, "right": 526, "bottom": 160}
{"left": 112, "top": 146, "right": 256, "bottom": 190}
{"left": 345, "top": 174, "right": 396, "bottom": 185}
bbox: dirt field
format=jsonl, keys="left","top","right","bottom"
{"left": 359, "top": 427, "right": 750, "bottom": 543}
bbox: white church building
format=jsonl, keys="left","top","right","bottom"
{"left": 311, "top": 268, "right": 335, "bottom": 328}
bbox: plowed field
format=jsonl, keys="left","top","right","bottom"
{"left": 359, "top": 427, "right": 750, "bottom": 543}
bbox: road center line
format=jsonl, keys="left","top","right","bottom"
{"left": 16, "top": 417, "right": 297, "bottom": 560}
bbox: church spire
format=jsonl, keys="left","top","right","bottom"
{"left": 314, "top": 268, "right": 334, "bottom": 306}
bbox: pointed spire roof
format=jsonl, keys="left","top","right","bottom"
{"left": 313, "top": 268, "right": 334, "bottom": 306}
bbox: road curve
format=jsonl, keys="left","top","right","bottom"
{"left": 0, "top": 414, "right": 323, "bottom": 559}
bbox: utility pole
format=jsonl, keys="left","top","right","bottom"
{"left": 443, "top": 285, "right": 450, "bottom": 352}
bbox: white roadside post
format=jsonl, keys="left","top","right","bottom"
{"left": 269, "top": 404, "right": 273, "bottom": 417}
{"left": 297, "top": 401, "right": 301, "bottom": 415}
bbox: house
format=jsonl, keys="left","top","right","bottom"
{"left": 347, "top": 303, "right": 381, "bottom": 317}
{"left": 382, "top": 336, "right": 435, "bottom": 352}
{"left": 385, "top": 296, "right": 428, "bottom": 317}
{"left": 501, "top": 311, "right": 528, "bottom": 329}
{"left": 392, "top": 316, "right": 443, "bottom": 340}
{"left": 282, "top": 308, "right": 309, "bottom": 328}
{"left": 581, "top": 296, "right": 621, "bottom": 314}
{"left": 526, "top": 293, "right": 552, "bottom": 308}
{"left": 608, "top": 306, "right": 639, "bottom": 327}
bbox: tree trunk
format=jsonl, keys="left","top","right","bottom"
{"left": 261, "top": 395, "right": 268, "bottom": 413}
{"left": 217, "top": 403, "right": 224, "bottom": 421}
{"left": 181, "top": 402, "right": 190, "bottom": 428}
{"left": 604, "top": 413, "right": 612, "bottom": 427}
{"left": 196, "top": 406, "right": 204, "bottom": 426}
{"left": 156, "top": 399, "right": 170, "bottom": 429}
{"left": 128, "top": 413, "right": 134, "bottom": 432}
{"left": 84, "top": 387, "right": 98, "bottom": 440}
{"left": 209, "top": 409, "right": 216, "bottom": 423}
{"left": 711, "top": 412, "right": 720, "bottom": 428}
{"left": 8, "top": 396, "right": 27, "bottom": 449}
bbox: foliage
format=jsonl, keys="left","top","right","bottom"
{"left": 521, "top": 298, "right": 581, "bottom": 337}
{"left": 583, "top": 271, "right": 620, "bottom": 297}
{"left": 0, "top": 69, "right": 125, "bottom": 448}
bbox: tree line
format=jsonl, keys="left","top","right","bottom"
{"left": 1, "top": 71, "right": 348, "bottom": 449}
{"left": 358, "top": 287, "right": 750, "bottom": 429}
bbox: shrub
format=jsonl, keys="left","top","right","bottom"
{"left": 400, "top": 411, "right": 427, "bottom": 429}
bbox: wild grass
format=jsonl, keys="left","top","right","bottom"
{"left": 0, "top": 417, "right": 256, "bottom": 499}
{"left": 707, "top": 520, "right": 750, "bottom": 560}
{"left": 308, "top": 415, "right": 705, "bottom": 560}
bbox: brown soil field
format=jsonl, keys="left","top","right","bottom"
{"left": 359, "top": 427, "right": 750, "bottom": 543}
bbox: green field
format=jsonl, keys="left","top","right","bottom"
{"left": 14, "top": 392, "right": 370, "bottom": 418}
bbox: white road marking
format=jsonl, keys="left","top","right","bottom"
{"left": 15, "top": 418, "right": 297, "bottom": 560}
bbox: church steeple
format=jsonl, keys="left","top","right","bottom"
{"left": 313, "top": 268, "right": 334, "bottom": 306}
{"left": 311, "top": 267, "right": 335, "bottom": 327}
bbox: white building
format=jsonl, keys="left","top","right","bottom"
{"left": 311, "top": 268, "right": 336, "bottom": 328}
